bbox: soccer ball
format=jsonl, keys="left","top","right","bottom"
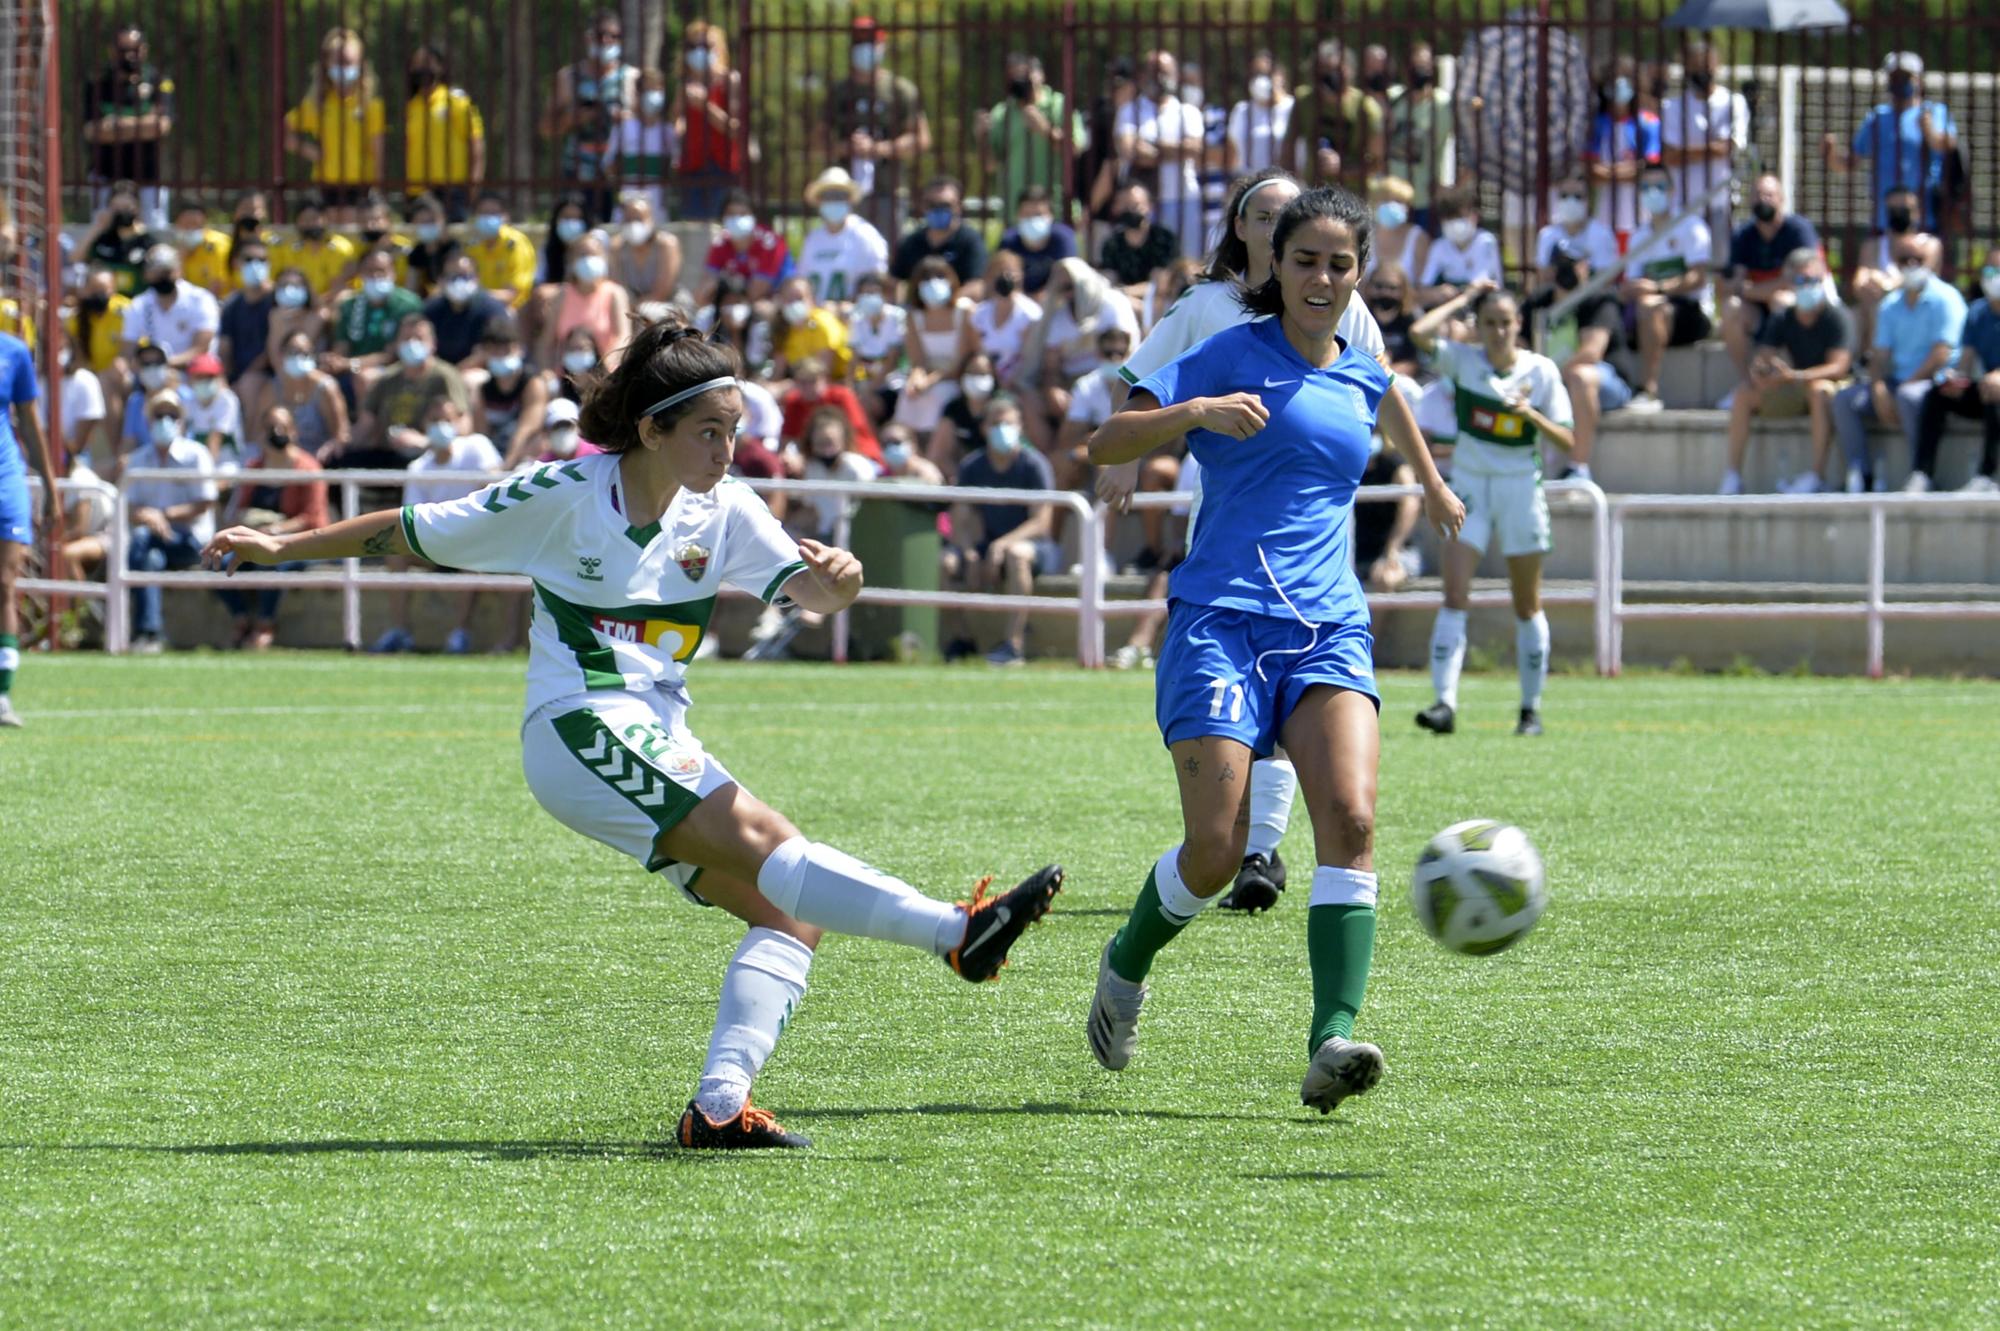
{"left": 1409, "top": 820, "right": 1548, "bottom": 956}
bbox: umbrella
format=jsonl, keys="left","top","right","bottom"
{"left": 1662, "top": 0, "right": 1851, "bottom": 31}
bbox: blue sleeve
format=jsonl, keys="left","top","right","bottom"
{"left": 1938, "top": 291, "right": 1967, "bottom": 350}
{"left": 1935, "top": 102, "right": 1958, "bottom": 139}
{"left": 1639, "top": 116, "right": 1661, "bottom": 162}
{"left": 1053, "top": 228, "right": 1077, "bottom": 260}
{"left": 1851, "top": 109, "right": 1876, "bottom": 158}
{"left": 1133, "top": 329, "right": 1233, "bottom": 409}
{"left": 6, "top": 345, "right": 37, "bottom": 406}
{"left": 123, "top": 391, "right": 145, "bottom": 444}
{"left": 1792, "top": 215, "right": 1820, "bottom": 253}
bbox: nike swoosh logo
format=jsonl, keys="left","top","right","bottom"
{"left": 963, "top": 904, "right": 1011, "bottom": 955}
{"left": 1263, "top": 376, "right": 1296, "bottom": 388}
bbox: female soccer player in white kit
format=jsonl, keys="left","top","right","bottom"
{"left": 1408, "top": 280, "right": 1575, "bottom": 737}
{"left": 203, "top": 318, "right": 1064, "bottom": 1150}
{"left": 1103, "top": 167, "right": 1418, "bottom": 914}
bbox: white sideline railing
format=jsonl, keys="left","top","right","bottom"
{"left": 1608, "top": 493, "right": 2000, "bottom": 678}
{"left": 21, "top": 477, "right": 125, "bottom": 649}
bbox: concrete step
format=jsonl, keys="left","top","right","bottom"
{"left": 1594, "top": 409, "right": 1992, "bottom": 495}
{"left": 1609, "top": 341, "right": 1736, "bottom": 410}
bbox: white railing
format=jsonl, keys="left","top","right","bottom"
{"left": 1608, "top": 492, "right": 2000, "bottom": 678}
{"left": 20, "top": 476, "right": 125, "bottom": 649}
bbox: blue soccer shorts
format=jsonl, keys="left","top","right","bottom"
{"left": 0, "top": 472, "right": 32, "bottom": 547}
{"left": 1155, "top": 601, "right": 1380, "bottom": 758}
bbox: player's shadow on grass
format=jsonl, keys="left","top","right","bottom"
{"left": 1238, "top": 1170, "right": 1385, "bottom": 1182}
{"left": 781, "top": 1101, "right": 1301, "bottom": 1124}
{"left": 46, "top": 1139, "right": 896, "bottom": 1164}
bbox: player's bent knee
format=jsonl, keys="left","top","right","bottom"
{"left": 1179, "top": 833, "right": 1246, "bottom": 895}
{"left": 1314, "top": 798, "right": 1375, "bottom": 861}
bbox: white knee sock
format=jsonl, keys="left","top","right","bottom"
{"left": 1516, "top": 611, "right": 1550, "bottom": 711}
{"left": 1308, "top": 865, "right": 1380, "bottom": 907}
{"left": 1430, "top": 608, "right": 1468, "bottom": 708}
{"left": 1245, "top": 758, "right": 1297, "bottom": 860}
{"left": 695, "top": 926, "right": 814, "bottom": 1123}
{"left": 756, "top": 836, "right": 965, "bottom": 957}
{"left": 1158, "top": 845, "right": 1226, "bottom": 921}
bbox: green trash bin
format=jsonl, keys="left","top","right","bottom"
{"left": 845, "top": 493, "right": 941, "bottom": 660}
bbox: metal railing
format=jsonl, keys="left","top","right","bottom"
{"left": 1607, "top": 492, "right": 2000, "bottom": 678}
{"left": 19, "top": 476, "right": 123, "bottom": 648}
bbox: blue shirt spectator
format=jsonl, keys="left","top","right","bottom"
{"left": 1826, "top": 53, "right": 1958, "bottom": 229}
{"left": 1961, "top": 297, "right": 2000, "bottom": 375}
{"left": 1876, "top": 270, "right": 1965, "bottom": 384}
{"left": 998, "top": 216, "right": 1077, "bottom": 296}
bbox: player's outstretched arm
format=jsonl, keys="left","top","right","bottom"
{"left": 1089, "top": 389, "right": 1267, "bottom": 467}
{"left": 201, "top": 509, "right": 410, "bottom": 571}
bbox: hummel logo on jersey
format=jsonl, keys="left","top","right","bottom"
{"left": 577, "top": 556, "right": 604, "bottom": 582}
{"left": 1263, "top": 376, "right": 1296, "bottom": 388}
{"left": 675, "top": 542, "right": 712, "bottom": 580}
{"left": 963, "top": 904, "right": 1011, "bottom": 955}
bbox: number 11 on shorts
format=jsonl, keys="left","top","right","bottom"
{"left": 1208, "top": 677, "right": 1245, "bottom": 723}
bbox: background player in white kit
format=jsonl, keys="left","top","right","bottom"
{"left": 1409, "top": 280, "right": 1575, "bottom": 736}
{"left": 1100, "top": 167, "right": 1446, "bottom": 912}
{"left": 203, "top": 317, "right": 1064, "bottom": 1150}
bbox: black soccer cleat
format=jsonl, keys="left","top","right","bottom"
{"left": 1514, "top": 708, "right": 1544, "bottom": 737}
{"left": 677, "top": 1098, "right": 812, "bottom": 1150}
{"left": 1219, "top": 850, "right": 1286, "bottom": 913}
{"left": 947, "top": 864, "right": 1064, "bottom": 983}
{"left": 1415, "top": 701, "right": 1457, "bottom": 735}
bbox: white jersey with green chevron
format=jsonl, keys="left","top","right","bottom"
{"left": 402, "top": 455, "right": 806, "bottom": 719}
{"left": 1117, "top": 277, "right": 1386, "bottom": 392}
{"left": 1429, "top": 340, "right": 1573, "bottom": 477}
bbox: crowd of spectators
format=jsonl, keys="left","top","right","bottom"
{"left": 9, "top": 19, "right": 1999, "bottom": 660}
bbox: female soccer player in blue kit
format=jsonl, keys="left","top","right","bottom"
{"left": 1082, "top": 188, "right": 1464, "bottom": 1111}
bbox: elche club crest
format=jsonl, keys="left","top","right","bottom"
{"left": 676, "top": 542, "right": 712, "bottom": 580}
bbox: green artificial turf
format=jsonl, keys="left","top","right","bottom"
{"left": 3, "top": 656, "right": 1997, "bottom": 1329}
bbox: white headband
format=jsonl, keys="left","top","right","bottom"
{"left": 641, "top": 376, "right": 737, "bottom": 418}
{"left": 1236, "top": 177, "right": 1291, "bottom": 219}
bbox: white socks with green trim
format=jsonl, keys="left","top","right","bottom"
{"left": 756, "top": 835, "right": 964, "bottom": 956}
{"left": 1517, "top": 612, "right": 1550, "bottom": 711}
{"left": 1246, "top": 758, "right": 1297, "bottom": 861}
{"left": 1430, "top": 607, "right": 1468, "bottom": 708}
{"left": 696, "top": 926, "right": 813, "bottom": 1123}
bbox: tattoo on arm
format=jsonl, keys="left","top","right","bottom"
{"left": 1182, "top": 756, "right": 1200, "bottom": 778}
{"left": 361, "top": 525, "right": 399, "bottom": 556}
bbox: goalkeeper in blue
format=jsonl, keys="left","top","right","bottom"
{"left": 1083, "top": 188, "right": 1463, "bottom": 1112}
{"left": 204, "top": 316, "right": 1063, "bottom": 1150}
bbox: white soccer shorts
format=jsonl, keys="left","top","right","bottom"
{"left": 1450, "top": 468, "right": 1552, "bottom": 558}
{"left": 521, "top": 686, "right": 741, "bottom": 904}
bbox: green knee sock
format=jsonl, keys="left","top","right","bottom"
{"left": 1308, "top": 903, "right": 1377, "bottom": 1053}
{"left": 1107, "top": 866, "right": 1195, "bottom": 984}
{"left": 0, "top": 632, "right": 17, "bottom": 695}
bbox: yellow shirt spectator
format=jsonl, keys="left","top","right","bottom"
{"left": 270, "top": 232, "right": 359, "bottom": 302}
{"left": 406, "top": 85, "right": 485, "bottom": 186}
{"left": 284, "top": 89, "right": 387, "bottom": 184}
{"left": 0, "top": 296, "right": 36, "bottom": 351}
{"left": 779, "top": 309, "right": 852, "bottom": 381}
{"left": 64, "top": 295, "right": 130, "bottom": 374}
{"left": 467, "top": 225, "right": 538, "bottom": 309}
{"left": 181, "top": 228, "right": 238, "bottom": 297}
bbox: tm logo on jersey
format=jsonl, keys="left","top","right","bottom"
{"left": 578, "top": 556, "right": 604, "bottom": 582}
{"left": 591, "top": 613, "right": 704, "bottom": 662}
{"left": 675, "top": 542, "right": 712, "bottom": 580}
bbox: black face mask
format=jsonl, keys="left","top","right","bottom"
{"left": 1554, "top": 261, "right": 1582, "bottom": 291}
{"left": 1365, "top": 72, "right": 1390, "bottom": 93}
{"left": 1409, "top": 68, "right": 1435, "bottom": 90}
{"left": 149, "top": 275, "right": 176, "bottom": 295}
{"left": 234, "top": 217, "right": 259, "bottom": 234}
{"left": 81, "top": 292, "right": 111, "bottom": 314}
{"left": 300, "top": 225, "right": 327, "bottom": 241}
{"left": 1008, "top": 76, "right": 1032, "bottom": 100}
{"left": 362, "top": 227, "right": 388, "bottom": 245}
{"left": 1117, "top": 209, "right": 1146, "bottom": 230}
{"left": 120, "top": 52, "right": 142, "bottom": 73}
{"left": 111, "top": 209, "right": 137, "bottom": 229}
{"left": 1689, "top": 71, "right": 1714, "bottom": 93}
{"left": 992, "top": 273, "right": 1017, "bottom": 297}
{"left": 409, "top": 69, "right": 438, "bottom": 93}
{"left": 1887, "top": 206, "right": 1914, "bottom": 233}
{"left": 268, "top": 430, "right": 292, "bottom": 449}
{"left": 1320, "top": 71, "right": 1345, "bottom": 94}
{"left": 1890, "top": 75, "right": 1915, "bottom": 100}
{"left": 1752, "top": 201, "right": 1778, "bottom": 224}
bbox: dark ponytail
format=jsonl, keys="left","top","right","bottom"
{"left": 578, "top": 313, "right": 742, "bottom": 453}
{"left": 1236, "top": 186, "right": 1373, "bottom": 319}
{"left": 1204, "top": 167, "right": 1299, "bottom": 283}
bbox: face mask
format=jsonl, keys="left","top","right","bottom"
{"left": 1641, "top": 187, "right": 1670, "bottom": 218}
{"left": 1554, "top": 262, "right": 1581, "bottom": 291}
{"left": 434, "top": 276, "right": 472, "bottom": 304}
{"left": 562, "top": 348, "right": 597, "bottom": 374}
{"left": 137, "top": 365, "right": 167, "bottom": 390}
{"left": 330, "top": 63, "right": 360, "bottom": 87}
{"left": 398, "top": 339, "right": 430, "bottom": 367}
{"left": 235, "top": 217, "right": 261, "bottom": 234}
{"left": 267, "top": 430, "right": 292, "bottom": 450}
{"left": 1249, "top": 75, "right": 1274, "bottom": 103}
{"left": 474, "top": 214, "right": 503, "bottom": 240}
{"left": 1900, "top": 262, "right": 1929, "bottom": 292}
{"left": 546, "top": 425, "right": 579, "bottom": 458}
{"left": 1319, "top": 71, "right": 1344, "bottom": 94}
{"left": 883, "top": 441, "right": 912, "bottom": 470}
{"left": 1364, "top": 73, "right": 1389, "bottom": 94}
{"left": 686, "top": 47, "right": 712, "bottom": 73}
{"left": 111, "top": 208, "right": 137, "bottom": 229}
{"left": 1795, "top": 282, "right": 1826, "bottom": 311}
{"left": 1982, "top": 269, "right": 2000, "bottom": 302}
{"left": 121, "top": 52, "right": 142, "bottom": 73}
{"left": 1018, "top": 215, "right": 1052, "bottom": 245}
{"left": 363, "top": 276, "right": 394, "bottom": 302}
{"left": 414, "top": 221, "right": 442, "bottom": 244}
{"left": 572, "top": 254, "right": 608, "bottom": 283}
{"left": 925, "top": 206, "right": 956, "bottom": 231}
{"left": 1612, "top": 77, "right": 1634, "bottom": 106}
{"left": 782, "top": 299, "right": 811, "bottom": 324}
{"left": 851, "top": 44, "right": 879, "bottom": 73}
{"left": 1889, "top": 75, "right": 1914, "bottom": 100}
{"left": 1376, "top": 201, "right": 1409, "bottom": 230}
{"left": 723, "top": 301, "right": 751, "bottom": 326}
{"left": 149, "top": 276, "right": 176, "bottom": 296}
{"left": 150, "top": 416, "right": 180, "bottom": 445}
{"left": 1117, "top": 209, "right": 1147, "bottom": 230}
{"left": 426, "top": 422, "right": 458, "bottom": 449}
{"left": 58, "top": 347, "right": 72, "bottom": 370}
{"left": 361, "top": 226, "right": 388, "bottom": 245}
{"left": 1443, "top": 217, "right": 1476, "bottom": 247}
{"left": 595, "top": 42, "right": 622, "bottom": 65}
{"left": 1555, "top": 197, "right": 1588, "bottom": 226}
{"left": 625, "top": 219, "right": 654, "bottom": 246}
{"left": 1007, "top": 76, "right": 1033, "bottom": 100}
{"left": 961, "top": 374, "right": 995, "bottom": 397}
{"left": 556, "top": 217, "right": 588, "bottom": 244}
{"left": 1182, "top": 86, "right": 1205, "bottom": 108}
{"left": 812, "top": 198, "right": 854, "bottom": 229}
{"left": 992, "top": 273, "right": 1019, "bottom": 297}
{"left": 985, "top": 421, "right": 1022, "bottom": 453}
{"left": 81, "top": 292, "right": 112, "bottom": 314}
{"left": 642, "top": 90, "right": 667, "bottom": 115}
{"left": 284, "top": 353, "right": 316, "bottom": 379}
{"left": 1753, "top": 201, "right": 1778, "bottom": 224}
{"left": 487, "top": 353, "right": 522, "bottom": 378}
{"left": 919, "top": 277, "right": 952, "bottom": 308}
{"left": 175, "top": 228, "right": 205, "bottom": 249}
{"left": 276, "top": 284, "right": 308, "bottom": 309}
{"left": 723, "top": 214, "right": 755, "bottom": 239}
{"left": 240, "top": 259, "right": 271, "bottom": 288}
{"left": 1099, "top": 358, "right": 1127, "bottom": 381}
{"left": 1689, "top": 70, "right": 1714, "bottom": 93}
{"left": 299, "top": 224, "right": 327, "bottom": 242}
{"left": 853, "top": 292, "right": 883, "bottom": 319}
{"left": 1886, "top": 206, "right": 1913, "bottom": 234}
{"left": 191, "top": 379, "right": 219, "bottom": 403}
{"left": 1409, "top": 67, "right": 1435, "bottom": 90}
{"left": 410, "top": 69, "right": 439, "bottom": 92}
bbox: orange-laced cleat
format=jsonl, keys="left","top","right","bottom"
{"left": 946, "top": 864, "right": 1065, "bottom": 983}
{"left": 677, "top": 1096, "right": 812, "bottom": 1150}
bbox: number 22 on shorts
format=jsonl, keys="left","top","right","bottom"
{"left": 1207, "top": 677, "right": 1245, "bottom": 722}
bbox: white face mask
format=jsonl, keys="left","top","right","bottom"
{"left": 1554, "top": 197, "right": 1587, "bottom": 227}
{"left": 191, "top": 379, "right": 219, "bottom": 403}
{"left": 1249, "top": 74, "right": 1274, "bottom": 104}
{"left": 1981, "top": 270, "right": 2000, "bottom": 303}
{"left": 1795, "top": 282, "right": 1826, "bottom": 312}
{"left": 1641, "top": 187, "right": 1671, "bottom": 218}
{"left": 1443, "top": 217, "right": 1476, "bottom": 247}
{"left": 363, "top": 276, "right": 395, "bottom": 302}
{"left": 487, "top": 353, "right": 522, "bottom": 378}
{"left": 919, "top": 277, "right": 952, "bottom": 308}
{"left": 782, "top": 299, "right": 811, "bottom": 324}
{"left": 176, "top": 227, "right": 207, "bottom": 249}
{"left": 150, "top": 416, "right": 180, "bottom": 445}
{"left": 1376, "top": 201, "right": 1409, "bottom": 230}
{"left": 882, "top": 442, "right": 912, "bottom": 470}
{"left": 572, "top": 254, "right": 608, "bottom": 284}
{"left": 641, "top": 89, "right": 667, "bottom": 115}
{"left": 625, "top": 220, "right": 654, "bottom": 245}
{"left": 1900, "top": 262, "right": 1929, "bottom": 292}
{"left": 723, "top": 302, "right": 751, "bottom": 326}
{"left": 137, "top": 364, "right": 167, "bottom": 391}
{"left": 961, "top": 374, "right": 995, "bottom": 397}
{"left": 398, "top": 339, "right": 430, "bottom": 367}
{"left": 854, "top": 292, "right": 884, "bottom": 319}
{"left": 985, "top": 421, "right": 1022, "bottom": 453}
{"left": 556, "top": 218, "right": 588, "bottom": 244}
{"left": 819, "top": 200, "right": 851, "bottom": 227}
{"left": 1018, "top": 215, "right": 1053, "bottom": 245}
{"left": 445, "top": 276, "right": 479, "bottom": 304}
{"left": 563, "top": 348, "right": 597, "bottom": 374}
{"left": 414, "top": 222, "right": 442, "bottom": 244}
{"left": 284, "top": 353, "right": 316, "bottom": 379}
{"left": 546, "top": 425, "right": 579, "bottom": 458}
{"left": 427, "top": 422, "right": 458, "bottom": 449}
{"left": 240, "top": 259, "right": 271, "bottom": 288}
{"left": 851, "top": 44, "right": 879, "bottom": 73}
{"left": 723, "top": 214, "right": 755, "bottom": 239}
{"left": 276, "top": 284, "right": 308, "bottom": 309}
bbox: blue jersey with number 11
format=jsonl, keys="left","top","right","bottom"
{"left": 1133, "top": 316, "right": 1389, "bottom": 627}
